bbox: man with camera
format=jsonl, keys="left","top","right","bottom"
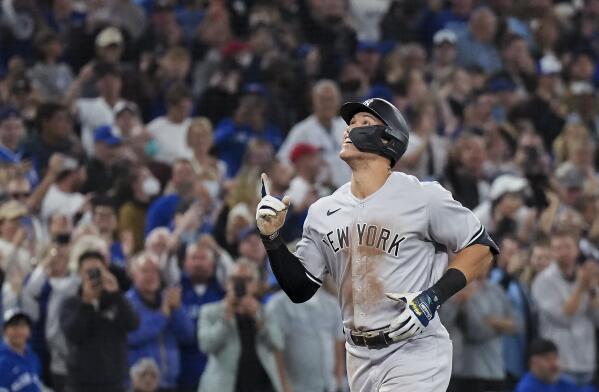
{"left": 198, "top": 260, "right": 286, "bottom": 392}
{"left": 60, "top": 250, "right": 139, "bottom": 392}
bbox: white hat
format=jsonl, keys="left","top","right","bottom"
{"left": 490, "top": 174, "right": 527, "bottom": 201}
{"left": 95, "top": 27, "right": 124, "bottom": 47}
{"left": 538, "top": 54, "right": 562, "bottom": 75}
{"left": 433, "top": 29, "right": 457, "bottom": 45}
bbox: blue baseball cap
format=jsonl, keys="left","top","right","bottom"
{"left": 487, "top": 77, "right": 517, "bottom": 93}
{"left": 357, "top": 41, "right": 382, "bottom": 53}
{"left": 94, "top": 125, "right": 122, "bottom": 146}
{"left": 0, "top": 106, "right": 21, "bottom": 122}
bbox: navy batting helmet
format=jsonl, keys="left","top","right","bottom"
{"left": 339, "top": 98, "right": 410, "bottom": 166}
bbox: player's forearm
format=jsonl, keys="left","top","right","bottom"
{"left": 261, "top": 234, "right": 319, "bottom": 303}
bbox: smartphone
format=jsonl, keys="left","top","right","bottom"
{"left": 54, "top": 233, "right": 71, "bottom": 245}
{"left": 87, "top": 268, "right": 102, "bottom": 288}
{"left": 234, "top": 279, "right": 246, "bottom": 298}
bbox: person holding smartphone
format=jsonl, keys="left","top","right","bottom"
{"left": 60, "top": 251, "right": 139, "bottom": 392}
{"left": 198, "top": 260, "right": 286, "bottom": 392}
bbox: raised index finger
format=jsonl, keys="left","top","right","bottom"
{"left": 261, "top": 173, "right": 271, "bottom": 197}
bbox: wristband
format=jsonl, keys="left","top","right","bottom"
{"left": 260, "top": 231, "right": 284, "bottom": 250}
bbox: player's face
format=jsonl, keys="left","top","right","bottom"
{"left": 339, "top": 112, "right": 384, "bottom": 162}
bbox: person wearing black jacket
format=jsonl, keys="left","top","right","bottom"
{"left": 60, "top": 250, "right": 139, "bottom": 392}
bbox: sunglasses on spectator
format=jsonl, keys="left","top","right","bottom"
{"left": 10, "top": 192, "right": 29, "bottom": 199}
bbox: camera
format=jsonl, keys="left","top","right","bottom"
{"left": 87, "top": 268, "right": 102, "bottom": 288}
{"left": 233, "top": 279, "right": 246, "bottom": 298}
{"left": 54, "top": 233, "right": 71, "bottom": 245}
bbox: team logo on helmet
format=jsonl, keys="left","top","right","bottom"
{"left": 363, "top": 98, "right": 374, "bottom": 106}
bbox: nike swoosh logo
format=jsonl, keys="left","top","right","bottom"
{"left": 327, "top": 208, "right": 341, "bottom": 216}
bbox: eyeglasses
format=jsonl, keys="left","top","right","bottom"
{"left": 10, "top": 192, "right": 29, "bottom": 200}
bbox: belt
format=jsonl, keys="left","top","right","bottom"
{"left": 347, "top": 328, "right": 395, "bottom": 349}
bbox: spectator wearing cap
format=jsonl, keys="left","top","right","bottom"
{"left": 355, "top": 41, "right": 383, "bottom": 83}
{"left": 95, "top": 26, "right": 125, "bottom": 66}
{"left": 21, "top": 103, "right": 81, "bottom": 177}
{"left": 177, "top": 243, "right": 225, "bottom": 391}
{"left": 0, "top": 309, "right": 42, "bottom": 392}
{"left": 566, "top": 81, "right": 599, "bottom": 138}
{"left": 138, "top": 0, "right": 183, "bottom": 59}
{"left": 287, "top": 143, "right": 330, "bottom": 228}
{"left": 510, "top": 54, "right": 565, "bottom": 152}
{"left": 237, "top": 227, "right": 273, "bottom": 295}
{"left": 532, "top": 230, "right": 599, "bottom": 387}
{"left": 214, "top": 87, "right": 284, "bottom": 178}
{"left": 68, "top": 62, "right": 126, "bottom": 155}
{"left": 514, "top": 339, "right": 589, "bottom": 392}
{"left": 28, "top": 30, "right": 74, "bottom": 102}
{"left": 555, "top": 164, "right": 587, "bottom": 208}
{"left": 21, "top": 243, "right": 79, "bottom": 392}
{"left": 81, "top": 125, "right": 123, "bottom": 194}
{"left": 277, "top": 80, "right": 351, "bottom": 188}
{"left": 146, "top": 83, "right": 194, "bottom": 165}
{"left": 0, "top": 107, "right": 25, "bottom": 165}
{"left": 126, "top": 252, "right": 195, "bottom": 391}
{"left": 129, "top": 358, "right": 160, "bottom": 392}
{"left": 430, "top": 29, "right": 459, "bottom": 86}
{"left": 39, "top": 155, "right": 86, "bottom": 221}
{"left": 61, "top": 250, "right": 139, "bottom": 392}
{"left": 486, "top": 75, "right": 521, "bottom": 123}
{"left": 456, "top": 7, "right": 502, "bottom": 74}
{"left": 473, "top": 174, "right": 531, "bottom": 241}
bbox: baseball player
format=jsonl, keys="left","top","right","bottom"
{"left": 256, "top": 98, "right": 499, "bottom": 391}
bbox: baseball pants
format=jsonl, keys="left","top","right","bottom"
{"left": 345, "top": 335, "right": 452, "bottom": 391}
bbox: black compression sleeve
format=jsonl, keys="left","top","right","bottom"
{"left": 429, "top": 268, "right": 467, "bottom": 305}
{"left": 261, "top": 233, "right": 319, "bottom": 303}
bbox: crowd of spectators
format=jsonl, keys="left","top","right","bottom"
{"left": 1, "top": 0, "right": 599, "bottom": 391}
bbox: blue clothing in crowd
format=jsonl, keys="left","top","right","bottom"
{"left": 214, "top": 118, "right": 284, "bottom": 178}
{"left": 126, "top": 288, "right": 195, "bottom": 389}
{"left": 489, "top": 268, "right": 536, "bottom": 378}
{"left": 177, "top": 274, "right": 225, "bottom": 389}
{"left": 144, "top": 194, "right": 181, "bottom": 236}
{"left": 514, "top": 372, "right": 599, "bottom": 392}
{"left": 456, "top": 30, "right": 503, "bottom": 74}
{"left": 0, "top": 342, "right": 42, "bottom": 392}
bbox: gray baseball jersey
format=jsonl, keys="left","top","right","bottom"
{"left": 295, "top": 171, "right": 484, "bottom": 334}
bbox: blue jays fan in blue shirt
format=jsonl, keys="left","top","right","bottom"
{"left": 515, "top": 339, "right": 598, "bottom": 392}
{"left": 0, "top": 309, "right": 43, "bottom": 392}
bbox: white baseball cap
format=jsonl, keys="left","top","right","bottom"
{"left": 95, "top": 27, "right": 124, "bottom": 47}
{"left": 490, "top": 174, "right": 527, "bottom": 201}
{"left": 538, "top": 54, "right": 562, "bottom": 75}
{"left": 433, "top": 29, "right": 457, "bottom": 45}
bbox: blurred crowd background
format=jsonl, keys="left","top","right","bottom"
{"left": 1, "top": 0, "right": 599, "bottom": 391}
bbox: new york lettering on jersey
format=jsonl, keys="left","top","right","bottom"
{"left": 321, "top": 223, "right": 405, "bottom": 257}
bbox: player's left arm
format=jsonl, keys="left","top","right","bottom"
{"left": 386, "top": 184, "right": 499, "bottom": 341}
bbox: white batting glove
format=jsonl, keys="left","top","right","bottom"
{"left": 256, "top": 173, "right": 290, "bottom": 236}
{"left": 385, "top": 290, "right": 438, "bottom": 342}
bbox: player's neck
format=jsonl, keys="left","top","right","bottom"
{"left": 350, "top": 164, "right": 391, "bottom": 200}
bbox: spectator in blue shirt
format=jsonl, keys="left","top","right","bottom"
{"left": 144, "top": 159, "right": 195, "bottom": 235}
{"left": 456, "top": 7, "right": 502, "bottom": 74}
{"left": 127, "top": 252, "right": 195, "bottom": 390}
{"left": 515, "top": 339, "right": 597, "bottom": 392}
{"left": 177, "top": 243, "right": 225, "bottom": 391}
{"left": 0, "top": 309, "right": 42, "bottom": 392}
{"left": 214, "top": 88, "right": 284, "bottom": 178}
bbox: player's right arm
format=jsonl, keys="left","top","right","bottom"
{"left": 256, "top": 173, "right": 321, "bottom": 303}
